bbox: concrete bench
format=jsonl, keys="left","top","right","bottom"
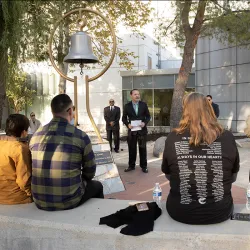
{"left": 0, "top": 199, "right": 249, "bottom": 250}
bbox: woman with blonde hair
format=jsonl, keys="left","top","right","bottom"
{"left": 161, "top": 92, "right": 239, "bottom": 224}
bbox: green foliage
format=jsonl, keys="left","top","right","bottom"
{"left": 0, "top": 1, "right": 26, "bottom": 53}
{"left": 205, "top": 9, "right": 250, "bottom": 48}
{"left": 155, "top": 0, "right": 250, "bottom": 128}
{"left": 6, "top": 67, "right": 35, "bottom": 113}
{"left": 17, "top": 0, "right": 152, "bottom": 70}
{"left": 0, "top": 1, "right": 28, "bottom": 83}
{"left": 156, "top": 1, "right": 250, "bottom": 50}
{"left": 0, "top": 0, "right": 152, "bottom": 114}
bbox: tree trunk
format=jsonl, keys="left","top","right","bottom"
{"left": 57, "top": 16, "right": 70, "bottom": 94}
{"left": 56, "top": 2, "right": 71, "bottom": 94}
{"left": 170, "top": 39, "right": 195, "bottom": 129}
{"left": 14, "top": 107, "right": 19, "bottom": 114}
{"left": 0, "top": 6, "right": 6, "bottom": 128}
{"left": 58, "top": 62, "right": 68, "bottom": 94}
{"left": 0, "top": 64, "right": 6, "bottom": 128}
{"left": 170, "top": 0, "right": 207, "bottom": 129}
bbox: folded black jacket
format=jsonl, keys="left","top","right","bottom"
{"left": 99, "top": 202, "right": 162, "bottom": 236}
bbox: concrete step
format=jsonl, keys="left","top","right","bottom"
{"left": 0, "top": 199, "right": 250, "bottom": 250}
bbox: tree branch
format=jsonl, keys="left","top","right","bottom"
{"left": 203, "top": 8, "right": 250, "bottom": 23}
{"left": 211, "top": 0, "right": 230, "bottom": 12}
{"left": 192, "top": 0, "right": 207, "bottom": 32}
{"left": 92, "top": 40, "right": 105, "bottom": 56}
{"left": 181, "top": 1, "right": 192, "bottom": 38}
{"left": 163, "top": 14, "right": 178, "bottom": 32}
{"left": 230, "top": 10, "right": 250, "bottom": 14}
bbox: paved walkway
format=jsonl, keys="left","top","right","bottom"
{"left": 105, "top": 141, "right": 249, "bottom": 204}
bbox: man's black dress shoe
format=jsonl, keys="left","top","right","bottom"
{"left": 124, "top": 167, "right": 135, "bottom": 172}
{"left": 114, "top": 149, "right": 119, "bottom": 153}
{"left": 142, "top": 168, "right": 148, "bottom": 173}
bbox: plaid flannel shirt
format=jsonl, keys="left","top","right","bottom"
{"left": 29, "top": 117, "right": 96, "bottom": 211}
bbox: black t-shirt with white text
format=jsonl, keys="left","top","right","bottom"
{"left": 161, "top": 130, "right": 240, "bottom": 224}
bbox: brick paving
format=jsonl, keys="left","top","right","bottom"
{"left": 106, "top": 164, "right": 246, "bottom": 204}
{"left": 105, "top": 141, "right": 247, "bottom": 204}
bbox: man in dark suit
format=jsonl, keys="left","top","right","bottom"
{"left": 206, "top": 95, "right": 220, "bottom": 118}
{"left": 104, "top": 99, "right": 120, "bottom": 153}
{"left": 122, "top": 89, "right": 151, "bottom": 173}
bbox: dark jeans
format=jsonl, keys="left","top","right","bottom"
{"left": 78, "top": 180, "right": 104, "bottom": 206}
{"left": 127, "top": 132, "right": 147, "bottom": 169}
{"left": 107, "top": 129, "right": 120, "bottom": 150}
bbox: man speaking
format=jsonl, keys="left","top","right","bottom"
{"left": 122, "top": 89, "right": 151, "bottom": 173}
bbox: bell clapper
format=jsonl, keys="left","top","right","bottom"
{"left": 80, "top": 62, "right": 84, "bottom": 75}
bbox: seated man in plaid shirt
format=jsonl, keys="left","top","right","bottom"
{"left": 30, "top": 94, "right": 103, "bottom": 211}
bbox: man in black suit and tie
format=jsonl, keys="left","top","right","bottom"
{"left": 122, "top": 89, "right": 151, "bottom": 173}
{"left": 104, "top": 99, "right": 120, "bottom": 153}
{"left": 206, "top": 95, "right": 220, "bottom": 118}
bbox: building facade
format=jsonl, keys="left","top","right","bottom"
{"left": 196, "top": 36, "right": 250, "bottom": 132}
{"left": 1, "top": 66, "right": 59, "bottom": 128}
{"left": 1, "top": 29, "right": 187, "bottom": 134}
{"left": 65, "top": 32, "right": 185, "bottom": 134}
{"left": 121, "top": 69, "right": 195, "bottom": 133}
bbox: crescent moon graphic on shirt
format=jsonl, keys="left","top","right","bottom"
{"left": 198, "top": 198, "right": 206, "bottom": 204}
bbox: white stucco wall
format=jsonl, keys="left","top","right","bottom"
{"left": 66, "top": 67, "right": 122, "bottom": 133}
{"left": 65, "top": 32, "right": 176, "bottom": 133}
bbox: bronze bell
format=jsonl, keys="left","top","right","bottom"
{"left": 64, "top": 31, "right": 99, "bottom": 64}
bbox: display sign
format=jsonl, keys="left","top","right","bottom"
{"left": 94, "top": 150, "right": 113, "bottom": 165}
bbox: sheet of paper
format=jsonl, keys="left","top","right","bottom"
{"left": 131, "top": 120, "right": 142, "bottom": 131}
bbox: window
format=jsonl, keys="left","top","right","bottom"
{"left": 122, "top": 90, "right": 131, "bottom": 105}
{"left": 133, "top": 76, "right": 153, "bottom": 89}
{"left": 140, "top": 89, "right": 153, "bottom": 126}
{"left": 30, "top": 73, "right": 37, "bottom": 94}
{"left": 122, "top": 74, "right": 195, "bottom": 127}
{"left": 122, "top": 89, "right": 153, "bottom": 126}
{"left": 154, "top": 89, "right": 173, "bottom": 126}
{"left": 42, "top": 73, "right": 49, "bottom": 95}
{"left": 148, "top": 56, "right": 152, "bottom": 69}
{"left": 36, "top": 73, "right": 43, "bottom": 96}
{"left": 153, "top": 75, "right": 175, "bottom": 89}
{"left": 122, "top": 76, "right": 133, "bottom": 90}
{"left": 174, "top": 73, "right": 195, "bottom": 88}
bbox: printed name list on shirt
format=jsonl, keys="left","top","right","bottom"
{"left": 175, "top": 137, "right": 224, "bottom": 205}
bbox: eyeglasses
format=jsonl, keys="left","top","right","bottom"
{"left": 31, "top": 114, "right": 35, "bottom": 117}
{"left": 109, "top": 101, "right": 114, "bottom": 103}
{"left": 66, "top": 106, "right": 73, "bottom": 112}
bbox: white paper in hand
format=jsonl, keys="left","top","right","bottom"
{"left": 131, "top": 120, "right": 142, "bottom": 131}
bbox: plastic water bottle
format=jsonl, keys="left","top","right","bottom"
{"left": 153, "top": 183, "right": 162, "bottom": 208}
{"left": 246, "top": 183, "right": 250, "bottom": 210}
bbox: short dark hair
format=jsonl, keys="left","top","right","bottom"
{"left": 51, "top": 94, "right": 72, "bottom": 114}
{"left": 5, "top": 114, "right": 29, "bottom": 137}
{"left": 206, "top": 95, "right": 212, "bottom": 99}
{"left": 130, "top": 89, "right": 139, "bottom": 95}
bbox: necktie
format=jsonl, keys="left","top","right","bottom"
{"left": 135, "top": 104, "right": 138, "bottom": 115}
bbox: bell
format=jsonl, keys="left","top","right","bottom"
{"left": 64, "top": 31, "right": 99, "bottom": 64}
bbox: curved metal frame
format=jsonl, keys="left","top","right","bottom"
{"left": 48, "top": 8, "right": 117, "bottom": 142}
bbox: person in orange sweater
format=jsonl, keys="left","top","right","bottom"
{"left": 0, "top": 114, "right": 32, "bottom": 204}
